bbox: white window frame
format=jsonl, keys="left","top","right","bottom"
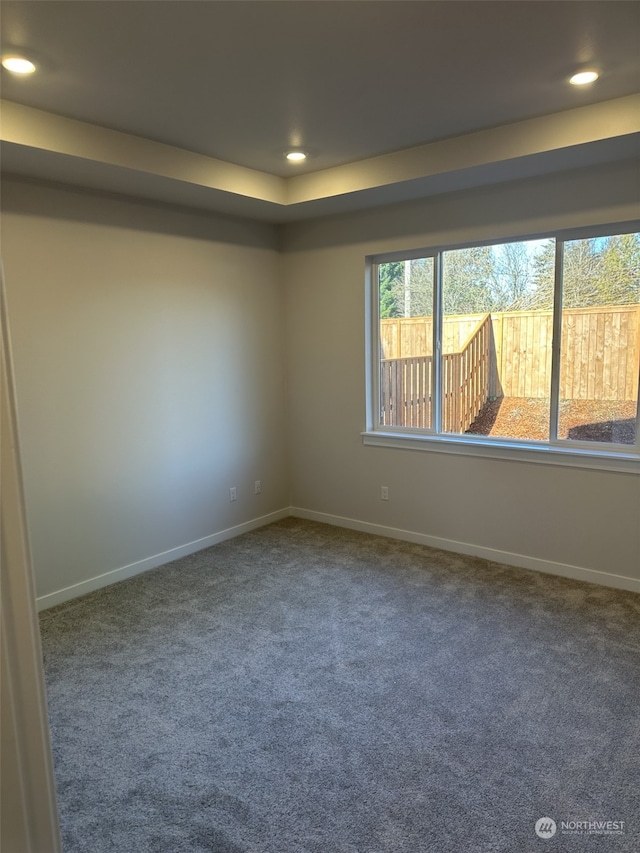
{"left": 363, "top": 223, "right": 640, "bottom": 474}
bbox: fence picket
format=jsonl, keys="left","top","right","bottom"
{"left": 381, "top": 305, "right": 639, "bottom": 404}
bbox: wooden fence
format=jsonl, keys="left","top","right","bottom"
{"left": 442, "top": 314, "right": 491, "bottom": 432}
{"left": 380, "top": 314, "right": 481, "bottom": 359}
{"left": 381, "top": 314, "right": 491, "bottom": 431}
{"left": 381, "top": 304, "right": 640, "bottom": 403}
{"left": 380, "top": 354, "right": 433, "bottom": 428}
{"left": 558, "top": 306, "right": 639, "bottom": 402}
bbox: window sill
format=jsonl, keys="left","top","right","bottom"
{"left": 361, "top": 430, "right": 640, "bottom": 474}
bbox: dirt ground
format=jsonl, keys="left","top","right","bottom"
{"left": 466, "top": 397, "right": 637, "bottom": 444}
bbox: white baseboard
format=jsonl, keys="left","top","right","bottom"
{"left": 36, "top": 508, "right": 291, "bottom": 611}
{"left": 37, "top": 504, "right": 640, "bottom": 610}
{"left": 290, "top": 507, "right": 640, "bottom": 594}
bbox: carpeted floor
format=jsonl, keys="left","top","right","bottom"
{"left": 39, "top": 518, "right": 640, "bottom": 853}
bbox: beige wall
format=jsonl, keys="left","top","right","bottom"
{"left": 2, "top": 179, "right": 289, "bottom": 604}
{"left": 2, "top": 160, "right": 639, "bottom": 607}
{"left": 282, "top": 160, "right": 640, "bottom": 584}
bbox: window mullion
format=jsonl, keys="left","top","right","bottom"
{"left": 635, "top": 367, "right": 640, "bottom": 452}
{"left": 433, "top": 252, "right": 443, "bottom": 434}
{"left": 549, "top": 241, "right": 563, "bottom": 443}
{"left": 370, "top": 261, "right": 381, "bottom": 431}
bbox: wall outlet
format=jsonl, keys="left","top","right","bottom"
{"left": 254, "top": 480, "right": 262, "bottom": 495}
{"left": 229, "top": 487, "right": 237, "bottom": 502}
{"left": 381, "top": 485, "right": 389, "bottom": 501}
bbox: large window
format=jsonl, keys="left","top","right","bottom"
{"left": 369, "top": 228, "right": 640, "bottom": 468}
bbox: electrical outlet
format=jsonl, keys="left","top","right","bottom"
{"left": 381, "top": 485, "right": 389, "bottom": 501}
{"left": 229, "top": 487, "right": 237, "bottom": 502}
{"left": 254, "top": 480, "right": 262, "bottom": 495}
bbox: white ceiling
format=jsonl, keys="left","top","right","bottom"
{"left": 1, "top": 1, "right": 639, "bottom": 221}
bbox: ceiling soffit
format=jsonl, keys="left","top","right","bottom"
{"left": 1, "top": 95, "right": 639, "bottom": 223}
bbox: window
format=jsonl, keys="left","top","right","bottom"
{"left": 367, "top": 228, "right": 640, "bottom": 470}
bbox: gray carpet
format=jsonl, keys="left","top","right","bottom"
{"left": 39, "top": 518, "right": 640, "bottom": 853}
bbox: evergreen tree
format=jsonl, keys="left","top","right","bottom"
{"left": 599, "top": 233, "right": 640, "bottom": 305}
{"left": 530, "top": 239, "right": 555, "bottom": 310}
{"left": 379, "top": 258, "right": 434, "bottom": 318}
{"left": 380, "top": 231, "right": 639, "bottom": 322}
{"left": 379, "top": 261, "right": 403, "bottom": 318}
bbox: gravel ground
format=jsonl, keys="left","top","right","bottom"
{"left": 466, "top": 396, "right": 637, "bottom": 444}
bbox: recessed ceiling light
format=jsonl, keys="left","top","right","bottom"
{"left": 569, "top": 70, "right": 599, "bottom": 86}
{"left": 1, "top": 54, "right": 37, "bottom": 74}
{"left": 286, "top": 151, "right": 307, "bottom": 162}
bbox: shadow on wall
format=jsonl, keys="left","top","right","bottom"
{"left": 1, "top": 177, "right": 278, "bottom": 250}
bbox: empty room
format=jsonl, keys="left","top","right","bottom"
{"left": 1, "top": 2, "right": 639, "bottom": 852}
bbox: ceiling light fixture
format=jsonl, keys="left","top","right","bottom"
{"left": 1, "top": 54, "right": 37, "bottom": 74}
{"left": 569, "top": 70, "right": 599, "bottom": 86}
{"left": 286, "top": 151, "right": 307, "bottom": 162}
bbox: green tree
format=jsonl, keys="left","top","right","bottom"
{"left": 379, "top": 258, "right": 434, "bottom": 318}
{"left": 524, "top": 233, "right": 640, "bottom": 309}
{"left": 379, "top": 261, "right": 403, "bottom": 318}
{"left": 598, "top": 233, "right": 640, "bottom": 305}
{"left": 530, "top": 239, "right": 555, "bottom": 310}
